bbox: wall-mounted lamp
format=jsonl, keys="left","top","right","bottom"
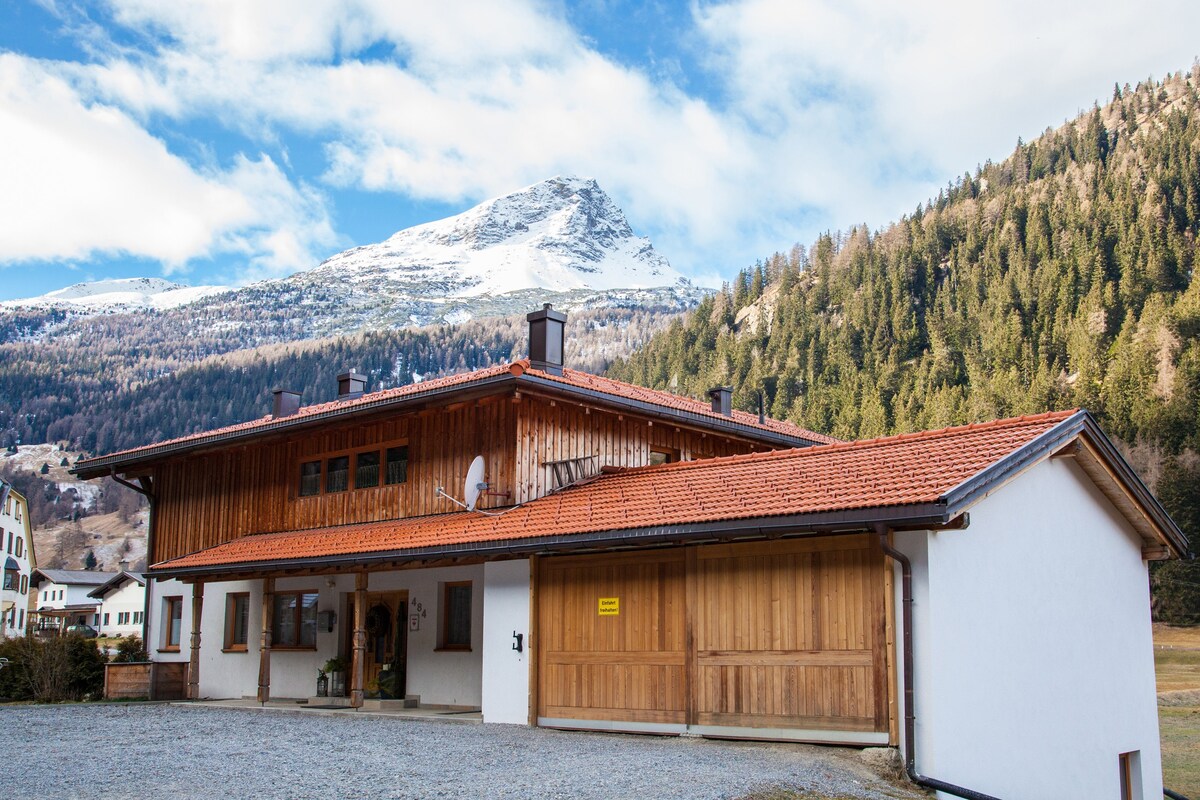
{"left": 512, "top": 631, "right": 523, "bottom": 653}
{"left": 325, "top": 577, "right": 336, "bottom": 588}
{"left": 318, "top": 609, "right": 337, "bottom": 633}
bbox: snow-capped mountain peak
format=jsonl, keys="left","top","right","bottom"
{"left": 303, "top": 176, "right": 689, "bottom": 298}
{"left": 2, "top": 276, "right": 229, "bottom": 313}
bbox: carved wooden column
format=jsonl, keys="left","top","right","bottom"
{"left": 257, "top": 577, "right": 274, "bottom": 704}
{"left": 187, "top": 581, "right": 204, "bottom": 700}
{"left": 350, "top": 571, "right": 368, "bottom": 708}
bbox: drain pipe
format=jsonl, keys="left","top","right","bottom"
{"left": 877, "top": 524, "right": 1003, "bottom": 800}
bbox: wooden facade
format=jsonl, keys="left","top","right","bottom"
{"left": 147, "top": 392, "right": 774, "bottom": 564}
{"left": 536, "top": 535, "right": 892, "bottom": 742}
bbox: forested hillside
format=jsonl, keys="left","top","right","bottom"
{"left": 609, "top": 67, "right": 1200, "bottom": 620}
{"left": 1, "top": 307, "right": 676, "bottom": 455}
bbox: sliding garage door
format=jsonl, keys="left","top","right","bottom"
{"left": 537, "top": 534, "right": 892, "bottom": 744}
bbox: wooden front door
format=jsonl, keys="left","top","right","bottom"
{"left": 346, "top": 591, "right": 408, "bottom": 699}
{"left": 536, "top": 535, "right": 891, "bottom": 743}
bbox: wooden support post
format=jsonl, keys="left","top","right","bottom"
{"left": 257, "top": 577, "right": 274, "bottom": 704}
{"left": 188, "top": 581, "right": 204, "bottom": 700}
{"left": 350, "top": 572, "right": 368, "bottom": 708}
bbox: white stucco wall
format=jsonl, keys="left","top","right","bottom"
{"left": 97, "top": 579, "right": 145, "bottom": 637}
{"left": 893, "top": 456, "right": 1163, "bottom": 800}
{"left": 0, "top": 495, "right": 33, "bottom": 638}
{"left": 481, "top": 559, "right": 531, "bottom": 724}
{"left": 185, "top": 565, "right": 486, "bottom": 705}
{"left": 149, "top": 577, "right": 189, "bottom": 662}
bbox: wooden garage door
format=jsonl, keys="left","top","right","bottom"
{"left": 537, "top": 549, "right": 687, "bottom": 728}
{"left": 537, "top": 535, "right": 891, "bottom": 743}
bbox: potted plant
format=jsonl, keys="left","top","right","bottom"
{"left": 323, "top": 657, "right": 348, "bottom": 697}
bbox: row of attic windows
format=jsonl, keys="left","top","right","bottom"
{"left": 298, "top": 445, "right": 409, "bottom": 498}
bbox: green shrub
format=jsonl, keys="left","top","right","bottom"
{"left": 0, "top": 635, "right": 106, "bottom": 702}
{"left": 111, "top": 636, "right": 148, "bottom": 663}
{"left": 0, "top": 638, "right": 33, "bottom": 701}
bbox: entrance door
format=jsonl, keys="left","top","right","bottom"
{"left": 346, "top": 591, "right": 408, "bottom": 699}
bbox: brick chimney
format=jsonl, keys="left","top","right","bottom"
{"left": 708, "top": 386, "right": 733, "bottom": 416}
{"left": 527, "top": 304, "right": 567, "bottom": 376}
{"left": 272, "top": 389, "right": 301, "bottom": 418}
{"left": 337, "top": 371, "right": 367, "bottom": 399}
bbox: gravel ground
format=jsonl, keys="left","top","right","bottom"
{"left": 8, "top": 704, "right": 925, "bottom": 800}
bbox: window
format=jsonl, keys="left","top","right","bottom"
{"left": 298, "top": 460, "right": 321, "bottom": 497}
{"left": 133, "top": 611, "right": 142, "bottom": 625}
{"left": 94, "top": 614, "right": 100, "bottom": 626}
{"left": 2, "top": 569, "right": 15, "bottom": 591}
{"left": 355, "top": 451, "right": 381, "bottom": 489}
{"left": 20, "top": 575, "right": 27, "bottom": 594}
{"left": 439, "top": 581, "right": 472, "bottom": 650}
{"left": 649, "top": 447, "right": 679, "bottom": 466}
{"left": 272, "top": 591, "right": 317, "bottom": 648}
{"left": 17, "top": 609, "right": 23, "bottom": 631}
{"left": 298, "top": 442, "right": 408, "bottom": 497}
{"left": 163, "top": 596, "right": 183, "bottom": 650}
{"left": 1119, "top": 751, "right": 1142, "bottom": 800}
{"left": 224, "top": 593, "right": 250, "bottom": 651}
{"left": 325, "top": 456, "right": 350, "bottom": 493}
{"left": 385, "top": 446, "right": 409, "bottom": 485}
{"left": 15, "top": 537, "right": 21, "bottom": 558}
{"left": 103, "top": 613, "right": 110, "bottom": 626}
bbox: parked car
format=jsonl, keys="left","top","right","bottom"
{"left": 65, "top": 623, "right": 98, "bottom": 638}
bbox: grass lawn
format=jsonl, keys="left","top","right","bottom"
{"left": 1156, "top": 623, "right": 1200, "bottom": 798}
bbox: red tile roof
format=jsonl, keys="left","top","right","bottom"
{"left": 155, "top": 410, "right": 1078, "bottom": 573}
{"left": 80, "top": 360, "right": 834, "bottom": 471}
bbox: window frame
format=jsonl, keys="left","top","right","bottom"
{"left": 293, "top": 438, "right": 410, "bottom": 499}
{"left": 438, "top": 581, "right": 473, "bottom": 652}
{"left": 224, "top": 592, "right": 251, "bottom": 652}
{"left": 161, "top": 596, "right": 183, "bottom": 652}
{"left": 271, "top": 590, "right": 318, "bottom": 650}
{"left": 648, "top": 446, "right": 680, "bottom": 466}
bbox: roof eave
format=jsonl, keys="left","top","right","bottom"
{"left": 72, "top": 373, "right": 520, "bottom": 479}
{"left": 514, "top": 373, "right": 824, "bottom": 449}
{"left": 940, "top": 409, "right": 1189, "bottom": 559}
{"left": 147, "top": 501, "right": 953, "bottom": 579}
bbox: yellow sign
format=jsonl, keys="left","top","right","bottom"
{"left": 598, "top": 597, "right": 619, "bottom": 616}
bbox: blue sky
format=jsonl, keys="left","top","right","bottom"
{"left": 1, "top": 0, "right": 1198, "bottom": 301}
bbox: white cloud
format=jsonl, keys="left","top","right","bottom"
{"left": 7, "top": 0, "right": 1200, "bottom": 286}
{"left": 0, "top": 53, "right": 337, "bottom": 276}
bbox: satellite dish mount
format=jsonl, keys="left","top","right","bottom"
{"left": 437, "top": 455, "right": 488, "bottom": 512}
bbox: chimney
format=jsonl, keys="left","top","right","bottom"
{"left": 527, "top": 303, "right": 567, "bottom": 376}
{"left": 272, "top": 389, "right": 301, "bottom": 418}
{"left": 708, "top": 386, "right": 733, "bottom": 417}
{"left": 337, "top": 370, "right": 367, "bottom": 399}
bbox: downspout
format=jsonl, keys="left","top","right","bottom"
{"left": 110, "top": 468, "right": 156, "bottom": 653}
{"left": 877, "top": 524, "right": 1003, "bottom": 800}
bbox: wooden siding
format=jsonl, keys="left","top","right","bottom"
{"left": 514, "top": 396, "right": 760, "bottom": 503}
{"left": 536, "top": 536, "right": 890, "bottom": 738}
{"left": 149, "top": 393, "right": 776, "bottom": 564}
{"left": 151, "top": 398, "right": 518, "bottom": 563}
{"left": 537, "top": 550, "right": 688, "bottom": 724}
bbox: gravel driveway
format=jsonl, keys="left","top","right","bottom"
{"left": 10, "top": 704, "right": 923, "bottom": 800}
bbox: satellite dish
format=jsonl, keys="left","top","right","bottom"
{"left": 464, "top": 456, "right": 487, "bottom": 512}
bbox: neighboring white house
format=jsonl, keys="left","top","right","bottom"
{"left": 31, "top": 569, "right": 116, "bottom": 634}
{"left": 87, "top": 572, "right": 146, "bottom": 638}
{"left": 0, "top": 482, "right": 36, "bottom": 639}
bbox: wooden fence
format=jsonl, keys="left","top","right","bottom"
{"left": 104, "top": 662, "right": 188, "bottom": 700}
